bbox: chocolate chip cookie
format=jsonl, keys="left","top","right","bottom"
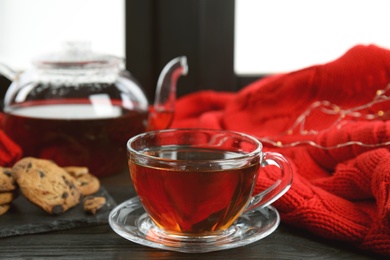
{"left": 0, "top": 191, "right": 16, "bottom": 205}
{"left": 0, "top": 167, "right": 16, "bottom": 192}
{"left": 11, "top": 157, "right": 82, "bottom": 215}
{"left": 0, "top": 204, "right": 11, "bottom": 216}
{"left": 63, "top": 166, "right": 100, "bottom": 196}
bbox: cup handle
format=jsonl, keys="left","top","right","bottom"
{"left": 245, "top": 152, "right": 293, "bottom": 212}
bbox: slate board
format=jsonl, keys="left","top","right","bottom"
{"left": 0, "top": 186, "right": 116, "bottom": 237}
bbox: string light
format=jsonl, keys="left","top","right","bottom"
{"left": 259, "top": 138, "right": 390, "bottom": 150}
{"left": 257, "top": 83, "right": 390, "bottom": 150}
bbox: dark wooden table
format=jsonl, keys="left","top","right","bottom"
{"left": 0, "top": 171, "right": 381, "bottom": 259}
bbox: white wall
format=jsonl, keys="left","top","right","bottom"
{"left": 0, "top": 0, "right": 124, "bottom": 70}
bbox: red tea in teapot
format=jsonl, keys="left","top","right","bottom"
{"left": 2, "top": 101, "right": 148, "bottom": 177}
{"left": 0, "top": 52, "right": 187, "bottom": 178}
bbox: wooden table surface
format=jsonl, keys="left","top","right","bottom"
{"left": 0, "top": 171, "right": 380, "bottom": 259}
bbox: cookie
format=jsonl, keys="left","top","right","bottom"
{"left": 0, "top": 191, "right": 16, "bottom": 205}
{"left": 12, "top": 157, "right": 82, "bottom": 215}
{"left": 0, "top": 167, "right": 16, "bottom": 192}
{"left": 0, "top": 204, "right": 11, "bottom": 216}
{"left": 63, "top": 166, "right": 89, "bottom": 176}
{"left": 63, "top": 166, "right": 100, "bottom": 196}
{"left": 83, "top": 196, "right": 106, "bottom": 215}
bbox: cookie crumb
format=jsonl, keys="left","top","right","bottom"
{"left": 83, "top": 196, "right": 106, "bottom": 215}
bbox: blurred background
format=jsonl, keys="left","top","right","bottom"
{"left": 1, "top": 0, "right": 390, "bottom": 103}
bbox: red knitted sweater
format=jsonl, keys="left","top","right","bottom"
{"left": 171, "top": 45, "right": 390, "bottom": 256}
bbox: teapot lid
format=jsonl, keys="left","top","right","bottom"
{"left": 32, "top": 42, "right": 122, "bottom": 70}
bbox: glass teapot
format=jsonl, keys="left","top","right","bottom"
{"left": 0, "top": 42, "right": 188, "bottom": 177}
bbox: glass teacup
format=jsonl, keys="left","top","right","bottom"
{"left": 126, "top": 128, "right": 293, "bottom": 236}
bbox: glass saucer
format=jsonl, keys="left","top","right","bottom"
{"left": 108, "top": 196, "right": 280, "bottom": 253}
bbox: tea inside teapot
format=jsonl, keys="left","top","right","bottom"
{"left": 0, "top": 43, "right": 188, "bottom": 177}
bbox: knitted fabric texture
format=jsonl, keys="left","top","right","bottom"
{"left": 171, "top": 45, "right": 390, "bottom": 256}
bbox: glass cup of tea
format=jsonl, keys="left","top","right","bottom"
{"left": 110, "top": 128, "right": 293, "bottom": 252}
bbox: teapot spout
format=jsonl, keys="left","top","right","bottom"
{"left": 154, "top": 56, "right": 188, "bottom": 112}
{"left": 147, "top": 56, "right": 188, "bottom": 131}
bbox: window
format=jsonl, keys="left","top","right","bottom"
{"left": 0, "top": 0, "right": 124, "bottom": 70}
{"left": 235, "top": 0, "right": 390, "bottom": 75}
